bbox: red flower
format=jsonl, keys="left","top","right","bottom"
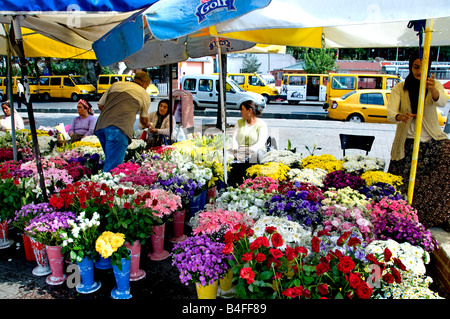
{"left": 347, "top": 272, "right": 361, "bottom": 289}
{"left": 347, "top": 237, "right": 361, "bottom": 247}
{"left": 282, "top": 288, "right": 297, "bottom": 298}
{"left": 355, "top": 282, "right": 373, "bottom": 299}
{"left": 393, "top": 257, "right": 407, "bottom": 271}
{"left": 316, "top": 262, "right": 330, "bottom": 276}
{"left": 337, "top": 231, "right": 350, "bottom": 246}
{"left": 317, "top": 229, "right": 330, "bottom": 237}
{"left": 240, "top": 267, "right": 255, "bottom": 284}
{"left": 222, "top": 243, "right": 233, "bottom": 254}
{"left": 271, "top": 233, "right": 283, "bottom": 248}
{"left": 255, "top": 253, "right": 266, "bottom": 263}
{"left": 285, "top": 246, "right": 298, "bottom": 261}
{"left": 382, "top": 273, "right": 395, "bottom": 284}
{"left": 117, "top": 188, "right": 124, "bottom": 197}
{"left": 302, "top": 288, "right": 311, "bottom": 298}
{"left": 296, "top": 246, "right": 308, "bottom": 257}
{"left": 265, "top": 226, "right": 277, "bottom": 234}
{"left": 337, "top": 256, "right": 355, "bottom": 274}
{"left": 269, "top": 248, "right": 283, "bottom": 259}
{"left": 391, "top": 267, "right": 402, "bottom": 284}
{"left": 124, "top": 202, "right": 131, "bottom": 210}
{"left": 384, "top": 247, "right": 392, "bottom": 262}
{"left": 311, "top": 236, "right": 321, "bottom": 253}
{"left": 317, "top": 284, "right": 328, "bottom": 296}
{"left": 241, "top": 253, "right": 253, "bottom": 263}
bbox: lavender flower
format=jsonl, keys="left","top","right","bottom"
{"left": 171, "top": 235, "right": 231, "bottom": 286}
{"left": 24, "top": 211, "right": 76, "bottom": 246}
{"left": 13, "top": 202, "right": 55, "bottom": 231}
{"left": 265, "top": 190, "right": 322, "bottom": 229}
{"left": 372, "top": 214, "right": 438, "bottom": 252}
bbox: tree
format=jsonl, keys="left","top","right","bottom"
{"left": 241, "top": 54, "right": 261, "bottom": 73}
{"left": 303, "top": 48, "right": 337, "bottom": 74}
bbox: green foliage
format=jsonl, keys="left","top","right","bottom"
{"left": 241, "top": 54, "right": 261, "bottom": 73}
{"left": 303, "top": 48, "right": 337, "bottom": 74}
{"left": 0, "top": 178, "right": 32, "bottom": 221}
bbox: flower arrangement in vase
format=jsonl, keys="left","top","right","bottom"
{"left": 95, "top": 231, "right": 130, "bottom": 271}
{"left": 140, "top": 188, "right": 182, "bottom": 225}
{"left": 171, "top": 235, "right": 230, "bottom": 287}
{"left": 24, "top": 211, "right": 76, "bottom": 246}
{"left": 190, "top": 208, "right": 255, "bottom": 241}
{"left": 61, "top": 211, "right": 101, "bottom": 263}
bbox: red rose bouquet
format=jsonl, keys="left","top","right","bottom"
{"left": 223, "top": 224, "right": 404, "bottom": 299}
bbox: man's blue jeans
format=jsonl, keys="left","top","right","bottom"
{"left": 96, "top": 126, "right": 129, "bottom": 173}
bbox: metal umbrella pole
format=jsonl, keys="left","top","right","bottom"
{"left": 2, "top": 24, "right": 17, "bottom": 161}
{"left": 10, "top": 18, "right": 48, "bottom": 202}
{"left": 216, "top": 37, "right": 228, "bottom": 185}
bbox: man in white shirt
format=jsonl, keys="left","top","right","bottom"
{"left": 16, "top": 79, "right": 25, "bottom": 109}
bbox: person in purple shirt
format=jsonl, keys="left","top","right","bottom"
{"left": 68, "top": 99, "right": 97, "bottom": 142}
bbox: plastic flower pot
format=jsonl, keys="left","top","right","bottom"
{"left": 76, "top": 256, "right": 101, "bottom": 294}
{"left": 169, "top": 209, "right": 188, "bottom": 244}
{"left": 148, "top": 224, "right": 169, "bottom": 261}
{"left": 217, "top": 269, "right": 234, "bottom": 298}
{"left": 0, "top": 220, "right": 13, "bottom": 249}
{"left": 124, "top": 240, "right": 146, "bottom": 281}
{"left": 111, "top": 251, "right": 132, "bottom": 299}
{"left": 196, "top": 280, "right": 218, "bottom": 299}
{"left": 22, "top": 234, "right": 35, "bottom": 261}
{"left": 30, "top": 238, "right": 51, "bottom": 276}
{"left": 45, "top": 245, "right": 67, "bottom": 285}
{"left": 95, "top": 255, "right": 112, "bottom": 269}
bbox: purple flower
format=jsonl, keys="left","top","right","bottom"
{"left": 171, "top": 235, "right": 230, "bottom": 286}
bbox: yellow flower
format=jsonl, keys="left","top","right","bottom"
{"left": 95, "top": 231, "right": 125, "bottom": 258}
{"left": 360, "top": 171, "right": 403, "bottom": 189}
{"left": 110, "top": 233, "right": 125, "bottom": 249}
{"left": 301, "top": 154, "right": 344, "bottom": 173}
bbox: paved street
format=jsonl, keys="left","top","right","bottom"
{"left": 15, "top": 98, "right": 450, "bottom": 168}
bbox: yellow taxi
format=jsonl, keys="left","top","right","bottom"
{"left": 327, "top": 89, "right": 447, "bottom": 126}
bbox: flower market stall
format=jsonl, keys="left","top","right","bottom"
{"left": 0, "top": 126, "right": 446, "bottom": 300}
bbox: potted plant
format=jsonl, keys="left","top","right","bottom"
{"left": 139, "top": 188, "right": 182, "bottom": 260}
{"left": 95, "top": 231, "right": 132, "bottom": 299}
{"left": 171, "top": 235, "right": 230, "bottom": 299}
{"left": 61, "top": 211, "right": 102, "bottom": 293}
{"left": 24, "top": 210, "right": 76, "bottom": 285}
{"left": 104, "top": 187, "right": 155, "bottom": 280}
{"left": 13, "top": 202, "right": 55, "bottom": 260}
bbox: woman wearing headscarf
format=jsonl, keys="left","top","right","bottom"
{"left": 143, "top": 99, "right": 175, "bottom": 148}
{"left": 387, "top": 51, "right": 449, "bottom": 229}
{"left": 0, "top": 100, "right": 24, "bottom": 131}
{"left": 68, "top": 99, "right": 97, "bottom": 142}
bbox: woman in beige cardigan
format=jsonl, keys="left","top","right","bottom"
{"left": 387, "top": 52, "right": 449, "bottom": 229}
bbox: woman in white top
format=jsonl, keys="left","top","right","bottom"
{"left": 0, "top": 101, "right": 24, "bottom": 132}
{"left": 228, "top": 100, "right": 268, "bottom": 187}
{"left": 232, "top": 100, "right": 268, "bottom": 162}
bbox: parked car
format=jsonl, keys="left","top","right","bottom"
{"left": 181, "top": 74, "right": 266, "bottom": 110}
{"left": 326, "top": 89, "right": 447, "bottom": 126}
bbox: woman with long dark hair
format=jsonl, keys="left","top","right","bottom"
{"left": 143, "top": 99, "right": 175, "bottom": 148}
{"left": 387, "top": 51, "right": 449, "bottom": 229}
